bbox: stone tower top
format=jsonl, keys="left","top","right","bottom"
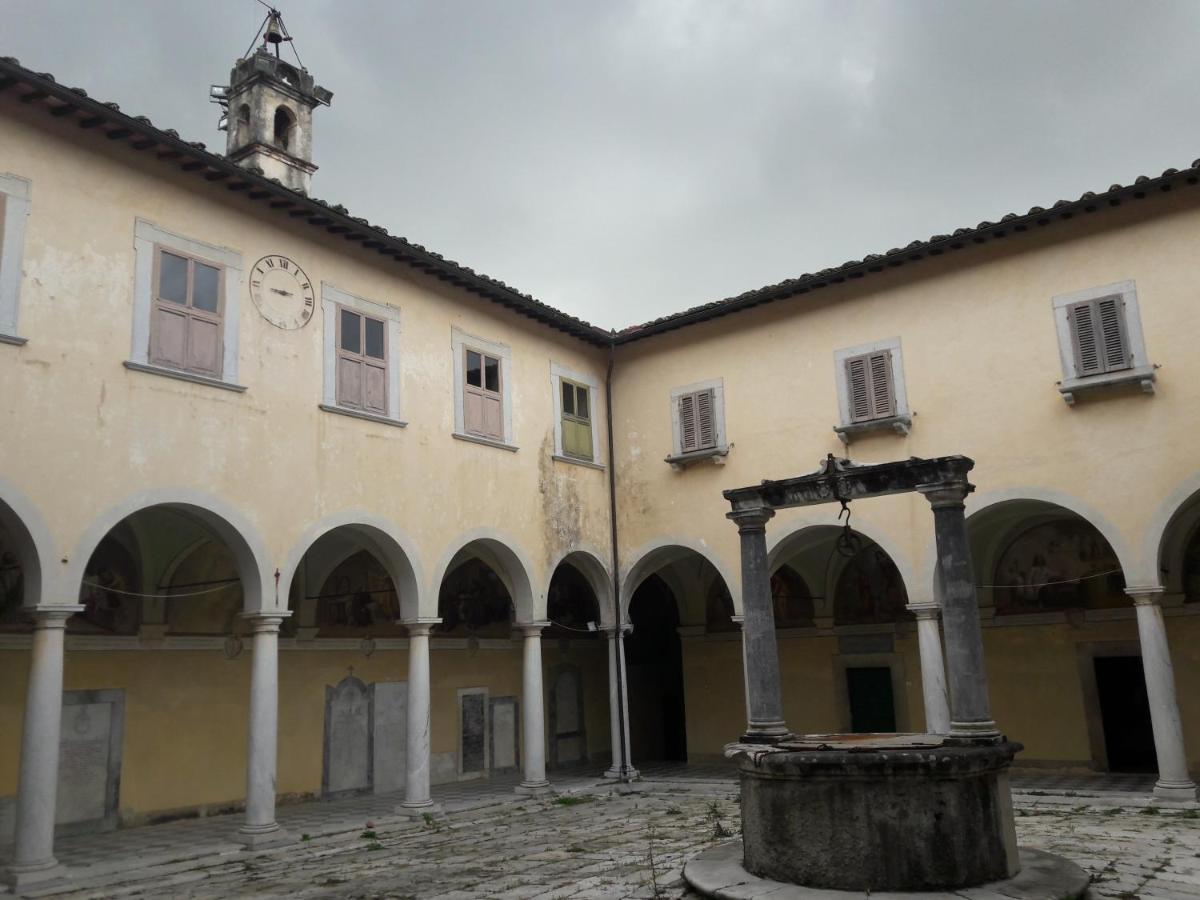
{"left": 221, "top": 10, "right": 332, "bottom": 195}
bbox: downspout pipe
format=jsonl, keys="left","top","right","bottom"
{"left": 605, "top": 345, "right": 632, "bottom": 780}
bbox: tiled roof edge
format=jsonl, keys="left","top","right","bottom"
{"left": 0, "top": 56, "right": 616, "bottom": 347}
{"left": 614, "top": 163, "right": 1200, "bottom": 343}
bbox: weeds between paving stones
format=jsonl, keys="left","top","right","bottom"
{"left": 553, "top": 794, "right": 594, "bottom": 807}
{"left": 361, "top": 830, "right": 378, "bottom": 839}
{"left": 707, "top": 800, "right": 731, "bottom": 839}
{"left": 645, "top": 825, "right": 665, "bottom": 899}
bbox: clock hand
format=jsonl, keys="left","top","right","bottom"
{"left": 270, "top": 288, "right": 294, "bottom": 297}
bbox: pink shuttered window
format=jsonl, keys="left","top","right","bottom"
{"left": 464, "top": 347, "right": 503, "bottom": 439}
{"left": 1068, "top": 295, "right": 1131, "bottom": 376}
{"left": 150, "top": 246, "right": 223, "bottom": 377}
{"left": 845, "top": 350, "right": 895, "bottom": 423}
{"left": 678, "top": 388, "right": 717, "bottom": 453}
{"left": 336, "top": 307, "right": 387, "bottom": 414}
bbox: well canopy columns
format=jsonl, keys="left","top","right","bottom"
{"left": 727, "top": 504, "right": 790, "bottom": 743}
{"left": 1126, "top": 587, "right": 1197, "bottom": 801}
{"left": 724, "top": 454, "right": 1000, "bottom": 745}
{"left": 909, "top": 603, "right": 951, "bottom": 734}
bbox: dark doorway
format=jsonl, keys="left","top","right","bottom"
{"left": 1094, "top": 656, "right": 1157, "bottom": 772}
{"left": 626, "top": 575, "right": 687, "bottom": 761}
{"left": 846, "top": 666, "right": 896, "bottom": 733}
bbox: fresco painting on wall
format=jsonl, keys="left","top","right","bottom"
{"left": 772, "top": 566, "right": 815, "bottom": 628}
{"left": 993, "top": 521, "right": 1125, "bottom": 615}
{"left": 75, "top": 535, "right": 140, "bottom": 635}
{"left": 437, "top": 558, "right": 514, "bottom": 636}
{"left": 834, "top": 547, "right": 908, "bottom": 626}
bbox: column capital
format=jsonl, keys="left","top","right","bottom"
{"left": 402, "top": 617, "right": 442, "bottom": 638}
{"left": 726, "top": 504, "right": 775, "bottom": 532}
{"left": 1126, "top": 586, "right": 1165, "bottom": 607}
{"left": 516, "top": 621, "right": 549, "bottom": 637}
{"left": 917, "top": 481, "right": 974, "bottom": 509}
{"left": 600, "top": 623, "right": 633, "bottom": 636}
{"left": 239, "top": 611, "right": 289, "bottom": 634}
{"left": 731, "top": 614, "right": 745, "bottom": 628}
{"left": 28, "top": 605, "right": 83, "bottom": 628}
{"left": 907, "top": 603, "right": 941, "bottom": 621}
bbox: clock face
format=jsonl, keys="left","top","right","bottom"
{"left": 249, "top": 255, "right": 315, "bottom": 329}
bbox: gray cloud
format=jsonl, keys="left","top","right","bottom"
{"left": 7, "top": 1, "right": 1200, "bottom": 328}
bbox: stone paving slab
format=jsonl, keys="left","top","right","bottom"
{"left": 2, "top": 768, "right": 1197, "bottom": 898}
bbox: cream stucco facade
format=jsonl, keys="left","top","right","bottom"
{"left": 2, "top": 46, "right": 1200, "bottom": 889}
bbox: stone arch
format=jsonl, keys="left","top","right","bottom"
{"left": 768, "top": 519, "right": 916, "bottom": 621}
{"left": 273, "top": 105, "right": 296, "bottom": 151}
{"left": 0, "top": 477, "right": 55, "bottom": 609}
{"left": 964, "top": 494, "right": 1129, "bottom": 614}
{"left": 432, "top": 529, "right": 537, "bottom": 624}
{"left": 1143, "top": 472, "right": 1200, "bottom": 595}
{"left": 620, "top": 537, "right": 738, "bottom": 622}
{"left": 67, "top": 489, "right": 273, "bottom": 614}
{"left": 544, "top": 546, "right": 613, "bottom": 627}
{"left": 279, "top": 512, "right": 423, "bottom": 623}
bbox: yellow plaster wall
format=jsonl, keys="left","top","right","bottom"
{"left": 0, "top": 102, "right": 614, "bottom": 617}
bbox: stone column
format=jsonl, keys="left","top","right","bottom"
{"left": 1127, "top": 588, "right": 1197, "bottom": 801}
{"left": 728, "top": 505, "right": 790, "bottom": 743}
{"left": 603, "top": 624, "right": 638, "bottom": 780}
{"left": 5, "top": 605, "right": 81, "bottom": 893}
{"left": 238, "top": 613, "right": 289, "bottom": 848}
{"left": 399, "top": 620, "right": 440, "bottom": 815}
{"left": 908, "top": 604, "right": 951, "bottom": 734}
{"left": 919, "top": 484, "right": 999, "bottom": 741}
{"left": 517, "top": 622, "right": 552, "bottom": 794}
{"left": 731, "top": 614, "right": 751, "bottom": 726}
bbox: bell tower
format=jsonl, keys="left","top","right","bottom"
{"left": 217, "top": 9, "right": 332, "bottom": 195}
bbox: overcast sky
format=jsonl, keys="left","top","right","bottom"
{"left": 7, "top": 1, "right": 1200, "bottom": 329}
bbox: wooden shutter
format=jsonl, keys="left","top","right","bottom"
{"left": 336, "top": 308, "right": 388, "bottom": 413}
{"left": 845, "top": 351, "right": 895, "bottom": 422}
{"left": 151, "top": 247, "right": 224, "bottom": 377}
{"left": 1069, "top": 296, "right": 1130, "bottom": 376}
{"left": 561, "top": 382, "right": 593, "bottom": 460}
{"left": 678, "top": 389, "right": 717, "bottom": 453}
{"left": 464, "top": 349, "right": 503, "bottom": 439}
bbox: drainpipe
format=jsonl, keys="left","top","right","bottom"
{"left": 606, "top": 345, "right": 632, "bottom": 780}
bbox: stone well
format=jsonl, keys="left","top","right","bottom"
{"left": 734, "top": 735, "right": 1021, "bottom": 892}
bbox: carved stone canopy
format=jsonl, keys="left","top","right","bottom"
{"left": 723, "top": 453, "right": 975, "bottom": 514}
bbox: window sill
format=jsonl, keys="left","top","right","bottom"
{"left": 318, "top": 404, "right": 407, "bottom": 428}
{"left": 552, "top": 453, "right": 604, "bottom": 471}
{"left": 452, "top": 431, "right": 518, "bottom": 452}
{"left": 124, "top": 361, "right": 247, "bottom": 393}
{"left": 833, "top": 414, "right": 912, "bottom": 444}
{"left": 0, "top": 333, "right": 27, "bottom": 346}
{"left": 1058, "top": 365, "right": 1157, "bottom": 405}
{"left": 664, "top": 446, "right": 729, "bottom": 471}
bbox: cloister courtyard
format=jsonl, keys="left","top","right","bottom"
{"left": 0, "top": 767, "right": 1195, "bottom": 899}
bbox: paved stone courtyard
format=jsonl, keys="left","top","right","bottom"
{"left": 4, "top": 770, "right": 1198, "bottom": 898}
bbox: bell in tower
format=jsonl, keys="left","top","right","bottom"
{"left": 220, "top": 9, "right": 332, "bottom": 195}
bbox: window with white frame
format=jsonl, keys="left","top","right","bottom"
{"left": 128, "top": 219, "right": 243, "bottom": 389}
{"left": 667, "top": 377, "right": 728, "bottom": 464}
{"left": 321, "top": 283, "right": 404, "bottom": 425}
{"left": 0, "top": 173, "right": 33, "bottom": 345}
{"left": 1052, "top": 280, "right": 1155, "bottom": 403}
{"left": 833, "top": 338, "right": 910, "bottom": 438}
{"left": 451, "top": 328, "right": 515, "bottom": 448}
{"left": 551, "top": 362, "right": 602, "bottom": 466}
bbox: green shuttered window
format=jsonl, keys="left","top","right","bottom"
{"left": 561, "top": 379, "right": 593, "bottom": 461}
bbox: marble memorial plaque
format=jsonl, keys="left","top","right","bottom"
{"left": 56, "top": 690, "right": 123, "bottom": 833}
{"left": 324, "top": 676, "right": 372, "bottom": 796}
{"left": 371, "top": 681, "right": 407, "bottom": 794}
{"left": 490, "top": 696, "right": 518, "bottom": 772}
{"left": 460, "top": 691, "right": 487, "bottom": 775}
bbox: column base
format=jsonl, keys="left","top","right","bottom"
{"left": 1152, "top": 779, "right": 1198, "bottom": 803}
{"left": 515, "top": 780, "right": 553, "bottom": 797}
{"left": 396, "top": 800, "right": 443, "bottom": 819}
{"left": 740, "top": 726, "right": 792, "bottom": 745}
{"left": 4, "top": 858, "right": 69, "bottom": 893}
{"left": 947, "top": 720, "right": 1002, "bottom": 743}
{"left": 237, "top": 823, "right": 291, "bottom": 849}
{"left": 604, "top": 765, "right": 640, "bottom": 781}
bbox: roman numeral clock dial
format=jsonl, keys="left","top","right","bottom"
{"left": 249, "top": 255, "right": 315, "bottom": 330}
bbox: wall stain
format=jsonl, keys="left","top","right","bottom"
{"left": 538, "top": 429, "right": 583, "bottom": 559}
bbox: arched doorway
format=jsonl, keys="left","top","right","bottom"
{"left": 627, "top": 574, "right": 686, "bottom": 762}
{"left": 544, "top": 562, "right": 603, "bottom": 769}
{"left": 769, "top": 524, "right": 912, "bottom": 735}
{"left": 969, "top": 500, "right": 1142, "bottom": 772}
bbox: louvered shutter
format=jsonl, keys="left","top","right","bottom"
{"left": 1069, "top": 297, "right": 1131, "bottom": 376}
{"left": 845, "top": 352, "right": 896, "bottom": 422}
{"left": 678, "top": 393, "right": 698, "bottom": 453}
{"left": 695, "top": 388, "right": 716, "bottom": 449}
